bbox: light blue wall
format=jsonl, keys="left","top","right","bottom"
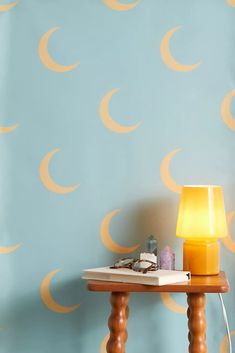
{"left": 0, "top": 0, "right": 234, "bottom": 352}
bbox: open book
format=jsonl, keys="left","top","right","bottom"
{"left": 83, "top": 267, "right": 191, "bottom": 286}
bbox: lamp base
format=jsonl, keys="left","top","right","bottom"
{"left": 183, "top": 239, "right": 220, "bottom": 275}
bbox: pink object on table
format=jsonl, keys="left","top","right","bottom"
{"left": 160, "top": 246, "right": 175, "bottom": 270}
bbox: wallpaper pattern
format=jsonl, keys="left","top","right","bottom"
{"left": 0, "top": 0, "right": 235, "bottom": 352}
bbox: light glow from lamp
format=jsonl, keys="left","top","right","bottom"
{"left": 176, "top": 185, "right": 228, "bottom": 239}
{"left": 176, "top": 185, "right": 228, "bottom": 275}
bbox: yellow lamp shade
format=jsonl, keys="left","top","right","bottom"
{"left": 176, "top": 185, "right": 228, "bottom": 239}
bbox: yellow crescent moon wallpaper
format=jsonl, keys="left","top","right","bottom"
{"left": 0, "top": 123, "right": 18, "bottom": 134}
{"left": 227, "top": 0, "right": 235, "bottom": 7}
{"left": 160, "top": 292, "right": 187, "bottom": 314}
{"left": 160, "top": 148, "right": 182, "bottom": 193}
{"left": 100, "top": 88, "right": 141, "bottom": 133}
{"left": 221, "top": 90, "right": 235, "bottom": 131}
{"left": 0, "top": 1, "right": 235, "bottom": 353}
{"left": 220, "top": 331, "right": 235, "bottom": 353}
{"left": 100, "top": 334, "right": 109, "bottom": 353}
{"left": 222, "top": 211, "right": 235, "bottom": 252}
{"left": 39, "top": 148, "right": 80, "bottom": 194}
{"left": 0, "top": 243, "right": 21, "bottom": 254}
{"left": 40, "top": 269, "right": 80, "bottom": 314}
{"left": 100, "top": 209, "right": 140, "bottom": 253}
{"left": 38, "top": 27, "right": 80, "bottom": 73}
{"left": 0, "top": 1, "right": 18, "bottom": 12}
{"left": 102, "top": 0, "right": 141, "bottom": 12}
{"left": 160, "top": 26, "right": 201, "bottom": 72}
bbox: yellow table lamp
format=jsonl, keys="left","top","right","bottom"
{"left": 176, "top": 185, "right": 228, "bottom": 275}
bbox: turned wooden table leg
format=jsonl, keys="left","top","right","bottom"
{"left": 106, "top": 292, "right": 129, "bottom": 353}
{"left": 187, "top": 293, "right": 207, "bottom": 353}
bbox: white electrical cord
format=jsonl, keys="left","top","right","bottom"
{"left": 218, "top": 293, "right": 232, "bottom": 353}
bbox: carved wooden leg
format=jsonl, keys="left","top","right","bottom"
{"left": 106, "top": 292, "right": 129, "bottom": 353}
{"left": 187, "top": 293, "right": 207, "bottom": 353}
{"left": 187, "top": 306, "right": 191, "bottom": 344}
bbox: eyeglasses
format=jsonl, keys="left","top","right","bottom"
{"left": 110, "top": 257, "right": 158, "bottom": 274}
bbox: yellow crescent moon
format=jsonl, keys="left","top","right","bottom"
{"left": 102, "top": 0, "right": 140, "bottom": 11}
{"left": 221, "top": 90, "right": 235, "bottom": 131}
{"left": 100, "top": 209, "right": 140, "bottom": 254}
{"left": 39, "top": 148, "right": 80, "bottom": 194}
{"left": 160, "top": 26, "right": 201, "bottom": 72}
{"left": 0, "top": 243, "right": 21, "bottom": 254}
{"left": 160, "top": 148, "right": 182, "bottom": 193}
{"left": 227, "top": 0, "right": 235, "bottom": 7}
{"left": 38, "top": 27, "right": 80, "bottom": 73}
{"left": 222, "top": 211, "right": 235, "bottom": 252}
{"left": 0, "top": 124, "right": 18, "bottom": 134}
{"left": 0, "top": 1, "right": 18, "bottom": 11}
{"left": 100, "top": 334, "right": 109, "bottom": 353}
{"left": 100, "top": 88, "right": 141, "bottom": 133}
{"left": 160, "top": 293, "right": 187, "bottom": 314}
{"left": 220, "top": 330, "right": 235, "bottom": 353}
{"left": 40, "top": 269, "right": 80, "bottom": 314}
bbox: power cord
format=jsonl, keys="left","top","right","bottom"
{"left": 218, "top": 293, "right": 232, "bottom": 353}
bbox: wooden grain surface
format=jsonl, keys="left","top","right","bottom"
{"left": 187, "top": 293, "right": 207, "bottom": 353}
{"left": 106, "top": 292, "right": 129, "bottom": 353}
{"left": 87, "top": 271, "right": 229, "bottom": 293}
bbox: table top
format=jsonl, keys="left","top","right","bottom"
{"left": 87, "top": 271, "right": 229, "bottom": 293}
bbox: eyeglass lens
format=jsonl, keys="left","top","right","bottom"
{"left": 115, "top": 258, "right": 134, "bottom": 267}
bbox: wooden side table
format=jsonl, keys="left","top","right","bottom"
{"left": 87, "top": 271, "right": 229, "bottom": 353}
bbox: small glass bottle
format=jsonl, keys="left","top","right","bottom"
{"left": 146, "top": 235, "right": 158, "bottom": 256}
{"left": 140, "top": 235, "right": 158, "bottom": 264}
